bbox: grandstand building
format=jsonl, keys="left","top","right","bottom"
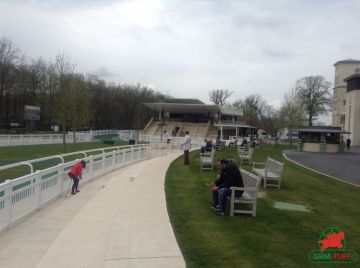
{"left": 332, "top": 59, "right": 360, "bottom": 146}
{"left": 143, "top": 99, "right": 256, "bottom": 139}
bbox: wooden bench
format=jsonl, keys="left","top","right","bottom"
{"left": 238, "top": 147, "right": 254, "bottom": 165}
{"left": 252, "top": 156, "right": 284, "bottom": 188}
{"left": 227, "top": 168, "right": 261, "bottom": 217}
{"left": 200, "top": 149, "right": 215, "bottom": 170}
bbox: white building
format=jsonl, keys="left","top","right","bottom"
{"left": 332, "top": 59, "right": 360, "bottom": 146}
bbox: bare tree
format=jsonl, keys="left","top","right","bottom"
{"left": 54, "top": 52, "right": 75, "bottom": 152}
{"left": 233, "top": 94, "right": 278, "bottom": 134}
{"left": 279, "top": 88, "right": 306, "bottom": 144}
{"left": 209, "top": 89, "right": 233, "bottom": 106}
{"left": 0, "top": 37, "right": 20, "bottom": 124}
{"left": 295, "top": 76, "right": 331, "bottom": 126}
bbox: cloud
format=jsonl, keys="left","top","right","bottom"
{"left": 262, "top": 46, "right": 294, "bottom": 59}
{"left": 89, "top": 67, "right": 116, "bottom": 78}
{"left": 0, "top": 0, "right": 359, "bottom": 106}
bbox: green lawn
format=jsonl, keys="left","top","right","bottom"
{"left": 165, "top": 145, "right": 360, "bottom": 268}
{"left": 0, "top": 141, "right": 128, "bottom": 182}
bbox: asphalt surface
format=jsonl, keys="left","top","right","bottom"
{"left": 284, "top": 147, "right": 360, "bottom": 186}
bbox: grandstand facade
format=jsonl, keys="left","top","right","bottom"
{"left": 143, "top": 99, "right": 256, "bottom": 140}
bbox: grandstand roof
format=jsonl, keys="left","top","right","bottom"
{"left": 164, "top": 98, "right": 204, "bottom": 104}
{"left": 220, "top": 107, "right": 243, "bottom": 116}
{"left": 144, "top": 102, "right": 243, "bottom": 116}
{"left": 144, "top": 103, "right": 220, "bottom": 114}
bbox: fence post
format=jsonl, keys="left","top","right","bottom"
{"left": 89, "top": 155, "right": 94, "bottom": 179}
{"left": 131, "top": 146, "right": 134, "bottom": 163}
{"left": 58, "top": 163, "right": 65, "bottom": 195}
{"left": 112, "top": 150, "right": 116, "bottom": 171}
{"left": 102, "top": 152, "right": 106, "bottom": 174}
{"left": 35, "top": 171, "right": 42, "bottom": 209}
{"left": 4, "top": 180, "right": 13, "bottom": 228}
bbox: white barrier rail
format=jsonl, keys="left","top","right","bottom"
{"left": 149, "top": 136, "right": 204, "bottom": 150}
{"left": 0, "top": 144, "right": 149, "bottom": 232}
{"left": 0, "top": 134, "right": 91, "bottom": 146}
{"left": 0, "top": 130, "right": 140, "bottom": 146}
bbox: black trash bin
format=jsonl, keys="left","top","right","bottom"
{"left": 129, "top": 139, "right": 135, "bottom": 145}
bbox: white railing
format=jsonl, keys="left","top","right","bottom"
{"left": 149, "top": 136, "right": 204, "bottom": 150}
{"left": 0, "top": 134, "right": 87, "bottom": 146}
{"left": 0, "top": 144, "right": 149, "bottom": 232}
{"left": 0, "top": 130, "right": 132, "bottom": 146}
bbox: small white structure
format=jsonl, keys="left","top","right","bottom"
{"left": 277, "top": 127, "right": 298, "bottom": 141}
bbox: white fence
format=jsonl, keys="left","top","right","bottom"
{"left": 0, "top": 130, "right": 134, "bottom": 147}
{"left": 149, "top": 136, "right": 204, "bottom": 150}
{"left": 0, "top": 134, "right": 90, "bottom": 146}
{"left": 0, "top": 144, "right": 149, "bottom": 232}
{"left": 0, "top": 129, "right": 206, "bottom": 147}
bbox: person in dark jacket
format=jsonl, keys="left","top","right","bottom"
{"left": 346, "top": 137, "right": 351, "bottom": 151}
{"left": 210, "top": 159, "right": 244, "bottom": 215}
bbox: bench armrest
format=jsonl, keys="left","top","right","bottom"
{"left": 252, "top": 162, "right": 265, "bottom": 168}
{"left": 268, "top": 168, "right": 283, "bottom": 173}
{"left": 230, "top": 186, "right": 258, "bottom": 192}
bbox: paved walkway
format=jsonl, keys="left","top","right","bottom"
{"left": 284, "top": 147, "right": 360, "bottom": 186}
{"left": 0, "top": 151, "right": 185, "bottom": 268}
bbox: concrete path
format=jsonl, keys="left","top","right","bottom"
{"left": 284, "top": 147, "right": 360, "bottom": 186}
{"left": 0, "top": 151, "right": 185, "bottom": 268}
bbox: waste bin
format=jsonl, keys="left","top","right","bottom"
{"left": 339, "top": 143, "right": 345, "bottom": 153}
{"left": 320, "top": 142, "right": 326, "bottom": 153}
{"left": 297, "top": 140, "right": 303, "bottom": 151}
{"left": 128, "top": 139, "right": 135, "bottom": 145}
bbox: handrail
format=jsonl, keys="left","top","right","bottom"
{"left": 0, "top": 143, "right": 150, "bottom": 232}
{"left": 0, "top": 144, "right": 147, "bottom": 176}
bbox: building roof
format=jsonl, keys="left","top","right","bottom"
{"left": 214, "top": 122, "right": 256, "bottom": 128}
{"left": 220, "top": 107, "right": 243, "bottom": 116}
{"left": 333, "top": 59, "right": 360, "bottom": 66}
{"left": 144, "top": 102, "right": 243, "bottom": 116}
{"left": 293, "top": 126, "right": 350, "bottom": 134}
{"left": 144, "top": 103, "right": 220, "bottom": 114}
{"left": 344, "top": 72, "right": 360, "bottom": 82}
{"left": 165, "top": 98, "right": 204, "bottom": 104}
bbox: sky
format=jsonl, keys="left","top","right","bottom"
{"left": 1, "top": 0, "right": 360, "bottom": 123}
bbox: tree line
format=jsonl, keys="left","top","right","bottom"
{"left": 209, "top": 74, "right": 332, "bottom": 142}
{"left": 1, "top": 36, "right": 332, "bottom": 140}
{"left": 0, "top": 37, "right": 165, "bottom": 133}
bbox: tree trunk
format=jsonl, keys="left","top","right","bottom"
{"left": 73, "top": 130, "right": 76, "bottom": 144}
{"left": 62, "top": 122, "right": 67, "bottom": 153}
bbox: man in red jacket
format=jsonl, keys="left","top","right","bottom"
{"left": 68, "top": 160, "right": 86, "bottom": 195}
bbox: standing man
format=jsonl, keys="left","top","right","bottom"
{"left": 68, "top": 160, "right": 86, "bottom": 195}
{"left": 164, "top": 130, "right": 171, "bottom": 144}
{"left": 346, "top": 136, "right": 351, "bottom": 151}
{"left": 181, "top": 131, "right": 191, "bottom": 165}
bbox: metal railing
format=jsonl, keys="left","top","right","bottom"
{"left": 0, "top": 130, "right": 144, "bottom": 147}
{"left": 0, "top": 144, "right": 149, "bottom": 232}
{"left": 149, "top": 136, "right": 203, "bottom": 150}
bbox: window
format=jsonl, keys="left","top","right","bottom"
{"left": 340, "top": 115, "right": 345, "bottom": 125}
